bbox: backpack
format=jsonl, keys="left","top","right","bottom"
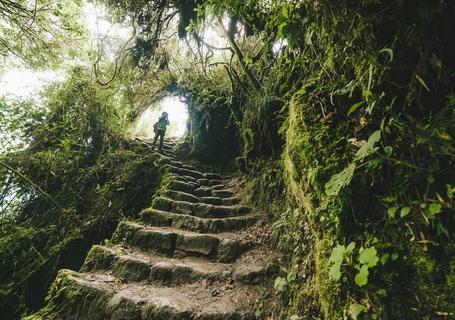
{"left": 154, "top": 116, "right": 167, "bottom": 132}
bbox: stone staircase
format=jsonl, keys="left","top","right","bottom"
{"left": 32, "top": 139, "right": 277, "bottom": 319}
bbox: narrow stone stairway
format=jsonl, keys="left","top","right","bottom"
{"left": 33, "top": 139, "right": 277, "bottom": 319}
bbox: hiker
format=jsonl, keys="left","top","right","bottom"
{"left": 153, "top": 111, "right": 169, "bottom": 151}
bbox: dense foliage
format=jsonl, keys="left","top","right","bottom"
{"left": 0, "top": 70, "right": 166, "bottom": 319}
{"left": 1, "top": 0, "right": 454, "bottom": 319}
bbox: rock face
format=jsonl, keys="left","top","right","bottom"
{"left": 28, "top": 139, "right": 277, "bottom": 320}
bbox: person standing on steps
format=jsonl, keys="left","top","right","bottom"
{"left": 153, "top": 111, "right": 169, "bottom": 151}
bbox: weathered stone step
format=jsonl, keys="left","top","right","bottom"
{"left": 166, "top": 172, "right": 216, "bottom": 187}
{"left": 198, "top": 178, "right": 223, "bottom": 187}
{"left": 177, "top": 174, "right": 200, "bottom": 184}
{"left": 204, "top": 172, "right": 223, "bottom": 180}
{"left": 167, "top": 164, "right": 222, "bottom": 181}
{"left": 163, "top": 190, "right": 239, "bottom": 206}
{"left": 152, "top": 196, "right": 249, "bottom": 218}
{"left": 164, "top": 189, "right": 199, "bottom": 203}
{"left": 82, "top": 245, "right": 231, "bottom": 285}
{"left": 212, "top": 189, "right": 235, "bottom": 198}
{"left": 170, "top": 160, "right": 198, "bottom": 171}
{"left": 199, "top": 196, "right": 240, "bottom": 206}
{"left": 167, "top": 179, "right": 197, "bottom": 194}
{"left": 168, "top": 165, "right": 204, "bottom": 179}
{"left": 82, "top": 245, "right": 273, "bottom": 286}
{"left": 133, "top": 138, "right": 175, "bottom": 149}
{"left": 42, "top": 270, "right": 258, "bottom": 320}
{"left": 140, "top": 208, "right": 258, "bottom": 233}
{"left": 167, "top": 174, "right": 224, "bottom": 192}
{"left": 194, "top": 186, "right": 235, "bottom": 198}
{"left": 112, "top": 221, "right": 253, "bottom": 262}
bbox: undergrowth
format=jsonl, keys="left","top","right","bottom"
{"left": 0, "top": 70, "right": 167, "bottom": 319}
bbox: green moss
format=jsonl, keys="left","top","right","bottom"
{"left": 81, "top": 245, "right": 116, "bottom": 272}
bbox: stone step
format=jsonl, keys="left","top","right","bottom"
{"left": 203, "top": 172, "right": 222, "bottom": 180}
{"left": 140, "top": 208, "right": 258, "bottom": 233}
{"left": 82, "top": 245, "right": 231, "bottom": 285}
{"left": 152, "top": 196, "right": 250, "bottom": 218}
{"left": 167, "top": 160, "right": 223, "bottom": 181}
{"left": 168, "top": 165, "right": 204, "bottom": 179}
{"left": 198, "top": 178, "right": 223, "bottom": 187}
{"left": 164, "top": 190, "right": 199, "bottom": 203}
{"left": 167, "top": 179, "right": 232, "bottom": 201}
{"left": 167, "top": 164, "right": 223, "bottom": 181}
{"left": 167, "top": 179, "right": 197, "bottom": 194}
{"left": 170, "top": 160, "right": 184, "bottom": 167}
{"left": 210, "top": 184, "right": 226, "bottom": 190}
{"left": 163, "top": 190, "right": 240, "bottom": 207}
{"left": 170, "top": 160, "right": 197, "bottom": 171}
{"left": 134, "top": 138, "right": 175, "bottom": 149}
{"left": 212, "top": 189, "right": 235, "bottom": 198}
{"left": 44, "top": 270, "right": 258, "bottom": 320}
{"left": 112, "top": 221, "right": 253, "bottom": 262}
{"left": 194, "top": 186, "right": 215, "bottom": 197}
{"left": 194, "top": 187, "right": 235, "bottom": 198}
{"left": 162, "top": 144, "right": 175, "bottom": 150}
{"left": 82, "top": 245, "right": 271, "bottom": 286}
{"left": 168, "top": 173, "right": 200, "bottom": 186}
{"left": 199, "top": 196, "right": 240, "bottom": 206}
{"left": 168, "top": 173, "right": 223, "bottom": 190}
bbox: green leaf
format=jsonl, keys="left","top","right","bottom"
{"left": 362, "top": 90, "right": 372, "bottom": 100}
{"left": 329, "top": 245, "right": 346, "bottom": 263}
{"left": 349, "top": 303, "right": 367, "bottom": 320}
{"left": 282, "top": 6, "right": 289, "bottom": 18}
{"left": 358, "top": 247, "right": 379, "bottom": 268}
{"left": 347, "top": 101, "right": 366, "bottom": 116}
{"left": 387, "top": 206, "right": 398, "bottom": 218}
{"left": 354, "top": 130, "right": 381, "bottom": 161}
{"left": 290, "top": 316, "right": 300, "bottom": 320}
{"left": 379, "top": 48, "right": 394, "bottom": 62}
{"left": 384, "top": 146, "right": 393, "bottom": 157}
{"left": 274, "top": 277, "right": 287, "bottom": 291}
{"left": 329, "top": 261, "right": 342, "bottom": 281}
{"left": 325, "top": 163, "right": 356, "bottom": 196}
{"left": 447, "top": 184, "right": 455, "bottom": 199}
{"left": 428, "top": 203, "right": 442, "bottom": 217}
{"left": 381, "top": 253, "right": 390, "bottom": 265}
{"left": 383, "top": 196, "right": 396, "bottom": 203}
{"left": 304, "top": 30, "right": 313, "bottom": 45}
{"left": 355, "top": 264, "right": 369, "bottom": 287}
{"left": 400, "top": 207, "right": 411, "bottom": 218}
{"left": 345, "top": 242, "right": 356, "bottom": 255}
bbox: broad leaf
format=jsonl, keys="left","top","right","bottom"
{"left": 349, "top": 303, "right": 367, "bottom": 320}
{"left": 329, "top": 261, "right": 342, "bottom": 280}
{"left": 387, "top": 206, "right": 398, "bottom": 218}
{"left": 400, "top": 207, "right": 411, "bottom": 218}
{"left": 358, "top": 247, "right": 379, "bottom": 267}
{"left": 428, "top": 203, "right": 442, "bottom": 217}
{"left": 355, "top": 264, "right": 369, "bottom": 287}
{"left": 354, "top": 130, "right": 381, "bottom": 161}
{"left": 325, "top": 163, "right": 356, "bottom": 196}
{"left": 345, "top": 242, "right": 356, "bottom": 255}
{"left": 329, "top": 245, "right": 346, "bottom": 263}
